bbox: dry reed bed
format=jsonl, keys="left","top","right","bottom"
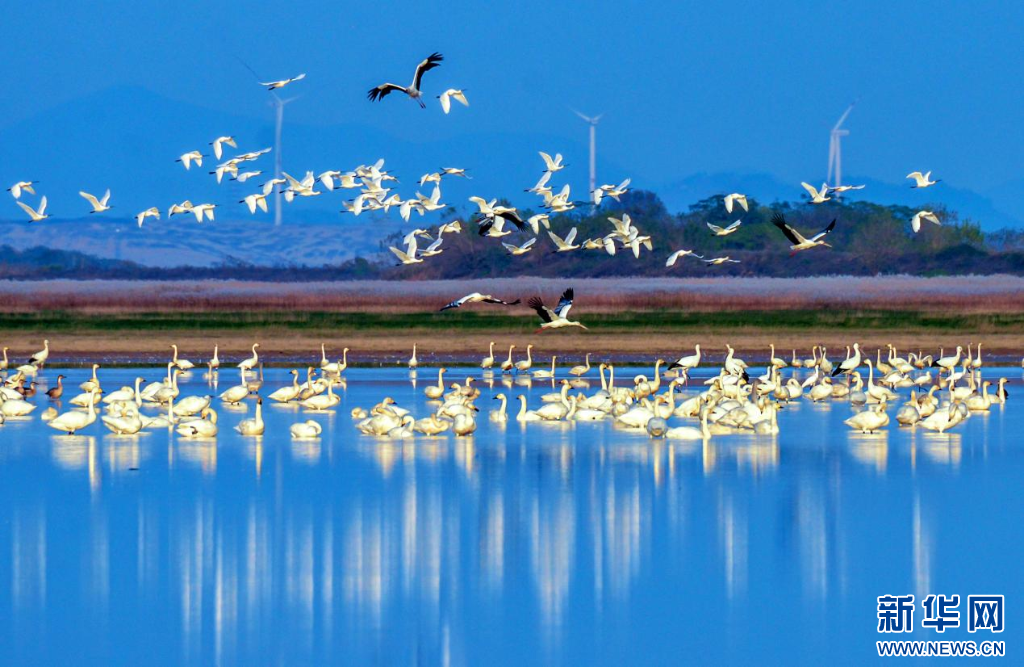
{"left": 1, "top": 276, "right": 1023, "bottom": 313}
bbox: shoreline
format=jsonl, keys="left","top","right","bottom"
{"left": 5, "top": 329, "right": 1021, "bottom": 367}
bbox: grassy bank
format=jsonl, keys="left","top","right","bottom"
{"left": 3, "top": 309, "right": 1024, "bottom": 333}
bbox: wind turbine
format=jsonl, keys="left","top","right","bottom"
{"left": 827, "top": 100, "right": 856, "bottom": 190}
{"left": 237, "top": 57, "right": 302, "bottom": 226}
{"left": 572, "top": 109, "right": 603, "bottom": 197}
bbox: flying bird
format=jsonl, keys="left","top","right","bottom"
{"left": 7, "top": 181, "right": 36, "bottom": 199}
{"left": 502, "top": 238, "right": 537, "bottom": 256}
{"left": 702, "top": 256, "right": 741, "bottom": 266}
{"left": 241, "top": 192, "right": 269, "bottom": 214}
{"left": 136, "top": 207, "right": 160, "bottom": 228}
{"left": 801, "top": 182, "right": 831, "bottom": 204}
{"left": 828, "top": 184, "right": 865, "bottom": 194}
{"left": 438, "top": 88, "right": 469, "bottom": 114}
{"left": 367, "top": 52, "right": 443, "bottom": 108}
{"left": 191, "top": 203, "right": 216, "bottom": 221}
{"left": 528, "top": 288, "right": 587, "bottom": 331}
{"left": 16, "top": 196, "right": 48, "bottom": 222}
{"left": 539, "top": 152, "right": 566, "bottom": 173}
{"left": 176, "top": 151, "right": 204, "bottom": 170}
{"left": 665, "top": 249, "right": 703, "bottom": 267}
{"left": 260, "top": 73, "right": 305, "bottom": 90}
{"left": 723, "top": 193, "right": 748, "bottom": 214}
{"left": 548, "top": 227, "right": 580, "bottom": 252}
{"left": 80, "top": 189, "right": 112, "bottom": 213}
{"left": 439, "top": 293, "right": 521, "bottom": 311}
{"left": 772, "top": 212, "right": 835, "bottom": 252}
{"left": 707, "top": 219, "right": 742, "bottom": 236}
{"left": 168, "top": 200, "right": 194, "bottom": 217}
{"left": 210, "top": 136, "right": 238, "bottom": 160}
{"left": 389, "top": 244, "right": 423, "bottom": 265}
{"left": 911, "top": 210, "right": 941, "bottom": 233}
{"left": 593, "top": 178, "right": 631, "bottom": 205}
{"left": 907, "top": 171, "right": 940, "bottom": 188}
{"left": 233, "top": 170, "right": 262, "bottom": 183}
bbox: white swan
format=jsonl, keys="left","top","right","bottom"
{"left": 48, "top": 392, "right": 99, "bottom": 434}
{"left": 235, "top": 398, "right": 265, "bottom": 435}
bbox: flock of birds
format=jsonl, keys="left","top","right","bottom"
{"left": 1, "top": 52, "right": 1003, "bottom": 441}
{"left": 7, "top": 53, "right": 950, "bottom": 276}
{"left": 0, "top": 338, "right": 1014, "bottom": 440}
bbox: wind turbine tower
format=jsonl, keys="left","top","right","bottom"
{"left": 827, "top": 101, "right": 856, "bottom": 190}
{"left": 270, "top": 93, "right": 298, "bottom": 227}
{"left": 573, "top": 110, "right": 603, "bottom": 196}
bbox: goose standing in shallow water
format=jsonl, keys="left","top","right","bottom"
{"left": 45, "top": 375, "right": 65, "bottom": 400}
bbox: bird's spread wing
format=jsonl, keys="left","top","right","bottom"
{"left": 800, "top": 182, "right": 818, "bottom": 198}
{"left": 548, "top": 230, "right": 565, "bottom": 247}
{"left": 412, "top": 52, "right": 443, "bottom": 90}
{"left": 439, "top": 91, "right": 451, "bottom": 114}
{"left": 80, "top": 191, "right": 100, "bottom": 208}
{"left": 482, "top": 296, "right": 521, "bottom": 307}
{"left": 706, "top": 222, "right": 721, "bottom": 233}
{"left": 725, "top": 219, "right": 742, "bottom": 231}
{"left": 771, "top": 212, "right": 803, "bottom": 244}
{"left": 389, "top": 246, "right": 410, "bottom": 262}
{"left": 554, "top": 288, "right": 574, "bottom": 319}
{"left": 527, "top": 297, "right": 554, "bottom": 323}
{"left": 439, "top": 295, "right": 469, "bottom": 311}
{"left": 521, "top": 237, "right": 536, "bottom": 250}
{"left": 502, "top": 209, "right": 526, "bottom": 230}
{"left": 818, "top": 218, "right": 837, "bottom": 236}
{"left": 16, "top": 201, "right": 37, "bottom": 218}
{"left": 565, "top": 227, "right": 578, "bottom": 245}
{"left": 368, "top": 84, "right": 405, "bottom": 102}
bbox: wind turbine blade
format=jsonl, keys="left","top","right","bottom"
{"left": 570, "top": 108, "right": 592, "bottom": 122}
{"left": 832, "top": 101, "right": 856, "bottom": 131}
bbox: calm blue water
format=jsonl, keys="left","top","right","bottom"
{"left": 0, "top": 365, "right": 1020, "bottom": 665}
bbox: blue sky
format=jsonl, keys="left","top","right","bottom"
{"left": 2, "top": 0, "right": 1022, "bottom": 219}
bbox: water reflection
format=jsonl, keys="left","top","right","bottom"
{"left": 0, "top": 367, "right": 1019, "bottom": 665}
